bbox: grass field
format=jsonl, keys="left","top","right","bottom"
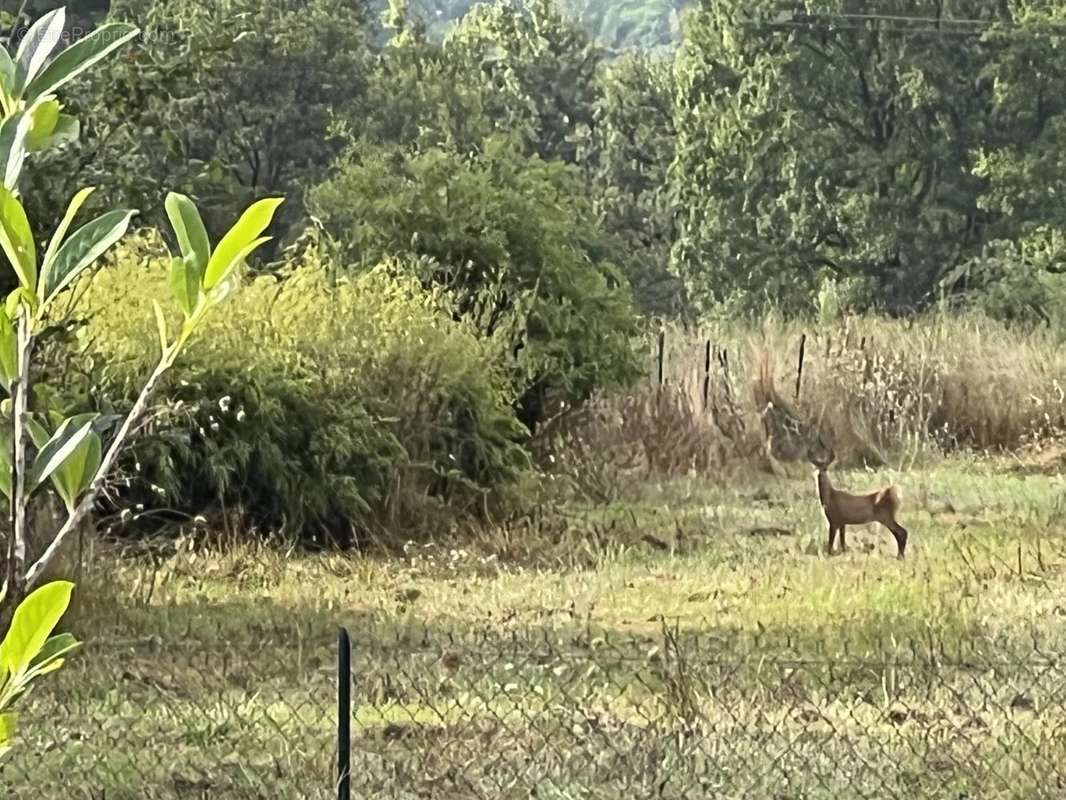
{"left": 5, "top": 455, "right": 1066, "bottom": 798}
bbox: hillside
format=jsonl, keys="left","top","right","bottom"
{"left": 14, "top": 0, "right": 688, "bottom": 51}
{"left": 410, "top": 0, "right": 689, "bottom": 49}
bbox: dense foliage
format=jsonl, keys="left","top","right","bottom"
{"left": 309, "top": 137, "right": 640, "bottom": 430}
{"left": 7, "top": 0, "right": 1066, "bottom": 540}
{"left": 19, "top": 0, "right": 372, "bottom": 249}
{"left": 671, "top": 0, "right": 1066, "bottom": 317}
{"left": 59, "top": 236, "right": 528, "bottom": 543}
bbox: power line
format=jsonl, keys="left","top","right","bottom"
{"left": 739, "top": 20, "right": 982, "bottom": 37}
{"left": 735, "top": 10, "right": 1066, "bottom": 38}
{"left": 817, "top": 12, "right": 992, "bottom": 26}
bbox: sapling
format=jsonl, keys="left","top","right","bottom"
{"left": 0, "top": 6, "right": 283, "bottom": 753}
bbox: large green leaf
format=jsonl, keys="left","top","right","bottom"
{"left": 169, "top": 256, "right": 200, "bottom": 317}
{"left": 0, "top": 581, "right": 73, "bottom": 679}
{"left": 24, "top": 416, "right": 49, "bottom": 450}
{"left": 24, "top": 98, "right": 60, "bottom": 152}
{"left": 0, "top": 187, "right": 36, "bottom": 293}
{"left": 28, "top": 417, "right": 94, "bottom": 490}
{"left": 34, "top": 114, "right": 78, "bottom": 153}
{"left": 0, "top": 49, "right": 15, "bottom": 99}
{"left": 5, "top": 289, "right": 27, "bottom": 319}
{"left": 207, "top": 273, "right": 243, "bottom": 306}
{"left": 0, "top": 112, "right": 33, "bottom": 190}
{"left": 12, "top": 9, "right": 65, "bottom": 98}
{"left": 51, "top": 427, "right": 101, "bottom": 512}
{"left": 203, "top": 197, "right": 283, "bottom": 289}
{"left": 4, "top": 288, "right": 33, "bottom": 319}
{"left": 24, "top": 23, "right": 140, "bottom": 104}
{"left": 24, "top": 632, "right": 79, "bottom": 680}
{"left": 40, "top": 187, "right": 94, "bottom": 295}
{"left": 165, "top": 192, "right": 211, "bottom": 273}
{"left": 204, "top": 236, "right": 270, "bottom": 305}
{"left": 0, "top": 307, "right": 14, "bottom": 392}
{"left": 40, "top": 209, "right": 135, "bottom": 302}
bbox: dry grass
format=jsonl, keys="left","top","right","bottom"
{"left": 538, "top": 313, "right": 1066, "bottom": 498}
{"left": 9, "top": 312, "right": 1066, "bottom": 797}
{"left": 6, "top": 456, "right": 1066, "bottom": 798}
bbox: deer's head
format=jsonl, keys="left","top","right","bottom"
{"left": 806, "top": 433, "right": 835, "bottom": 472}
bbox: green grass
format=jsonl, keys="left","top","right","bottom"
{"left": 5, "top": 456, "right": 1066, "bottom": 798}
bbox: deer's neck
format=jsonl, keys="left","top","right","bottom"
{"left": 816, "top": 469, "right": 832, "bottom": 507}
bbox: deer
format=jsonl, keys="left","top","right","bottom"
{"left": 807, "top": 436, "right": 908, "bottom": 559}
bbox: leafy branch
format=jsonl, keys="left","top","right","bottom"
{"left": 0, "top": 6, "right": 283, "bottom": 755}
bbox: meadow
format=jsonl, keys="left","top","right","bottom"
{"left": 4, "top": 2, "right": 1066, "bottom": 798}
{"left": 6, "top": 451, "right": 1066, "bottom": 798}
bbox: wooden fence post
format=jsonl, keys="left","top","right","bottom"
{"left": 656, "top": 328, "right": 666, "bottom": 388}
{"left": 702, "top": 340, "right": 712, "bottom": 410}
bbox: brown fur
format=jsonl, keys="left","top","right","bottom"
{"left": 809, "top": 443, "right": 909, "bottom": 559}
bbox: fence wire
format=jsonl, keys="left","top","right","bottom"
{"left": 3, "top": 622, "right": 1065, "bottom": 799}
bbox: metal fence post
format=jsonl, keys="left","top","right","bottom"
{"left": 337, "top": 627, "right": 351, "bottom": 800}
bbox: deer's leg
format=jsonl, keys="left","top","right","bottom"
{"left": 838, "top": 525, "right": 848, "bottom": 553}
{"left": 826, "top": 522, "right": 837, "bottom": 555}
{"left": 885, "top": 521, "right": 908, "bottom": 559}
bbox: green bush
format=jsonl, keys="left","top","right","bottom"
{"left": 51, "top": 234, "right": 529, "bottom": 544}
{"left": 309, "top": 137, "right": 642, "bottom": 430}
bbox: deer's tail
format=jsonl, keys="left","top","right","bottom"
{"left": 875, "top": 485, "right": 902, "bottom": 515}
{"left": 884, "top": 485, "right": 902, "bottom": 512}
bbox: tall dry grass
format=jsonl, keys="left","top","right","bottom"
{"left": 535, "top": 312, "right": 1066, "bottom": 494}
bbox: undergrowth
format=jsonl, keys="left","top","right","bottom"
{"left": 537, "top": 313, "right": 1066, "bottom": 501}
{"left": 46, "top": 233, "right": 529, "bottom": 545}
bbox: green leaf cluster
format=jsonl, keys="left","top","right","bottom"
{"left": 58, "top": 238, "right": 528, "bottom": 543}
{"left": 0, "top": 581, "right": 78, "bottom": 760}
{"left": 309, "top": 137, "right": 641, "bottom": 430}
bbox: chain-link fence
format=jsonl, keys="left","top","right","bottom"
{"left": 4, "top": 620, "right": 1065, "bottom": 799}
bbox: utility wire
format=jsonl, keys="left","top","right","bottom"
{"left": 813, "top": 12, "right": 995, "bottom": 26}
{"left": 739, "top": 20, "right": 982, "bottom": 37}
{"left": 736, "top": 10, "right": 1066, "bottom": 37}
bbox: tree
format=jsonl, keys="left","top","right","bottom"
{"left": 590, "top": 51, "right": 684, "bottom": 316}
{"left": 974, "top": 1, "right": 1066, "bottom": 274}
{"left": 566, "top": 0, "right": 688, "bottom": 53}
{"left": 379, "top": 0, "right": 692, "bottom": 51}
{"left": 671, "top": 0, "right": 1005, "bottom": 314}
{"left": 360, "top": 0, "right": 497, "bottom": 153}
{"left": 0, "top": 6, "right": 283, "bottom": 619}
{"left": 310, "top": 136, "right": 640, "bottom": 430}
{"left": 362, "top": 0, "right": 602, "bottom": 164}
{"left": 21, "top": 0, "right": 369, "bottom": 248}
{"left": 443, "top": 0, "right": 603, "bottom": 165}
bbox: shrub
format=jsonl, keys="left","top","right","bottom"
{"left": 50, "top": 234, "right": 529, "bottom": 545}
{"left": 536, "top": 312, "right": 1066, "bottom": 492}
{"left": 309, "top": 137, "right": 642, "bottom": 432}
